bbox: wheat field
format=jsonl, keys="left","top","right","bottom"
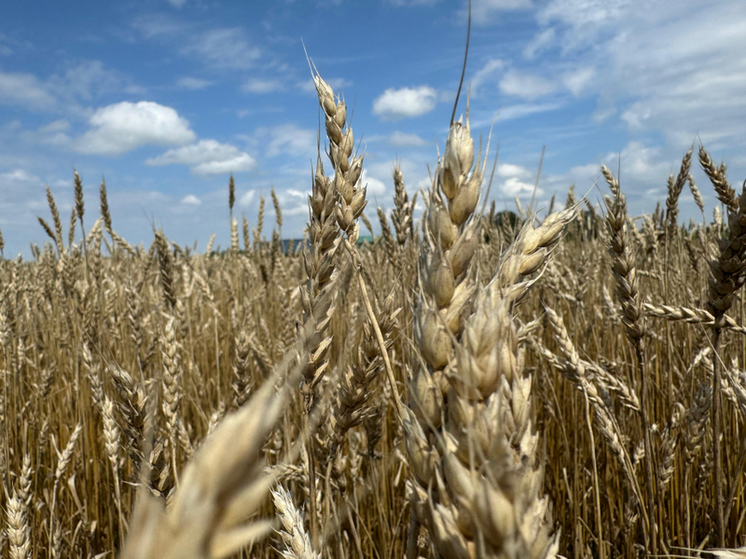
{"left": 0, "top": 64, "right": 744, "bottom": 559}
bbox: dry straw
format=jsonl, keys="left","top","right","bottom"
{"left": 3, "top": 18, "right": 746, "bottom": 559}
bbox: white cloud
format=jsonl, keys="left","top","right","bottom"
{"left": 607, "top": 5, "right": 746, "bottom": 147}
{"left": 388, "top": 131, "right": 427, "bottom": 147}
{"left": 135, "top": 19, "right": 261, "bottom": 69}
{"left": 285, "top": 189, "right": 306, "bottom": 199}
{"left": 503, "top": 177, "right": 541, "bottom": 197}
{"left": 499, "top": 69, "right": 557, "bottom": 99}
{"left": 373, "top": 86, "right": 437, "bottom": 120}
{"left": 258, "top": 124, "right": 316, "bottom": 158}
{"left": 48, "top": 61, "right": 123, "bottom": 102}
{"left": 473, "top": 102, "right": 563, "bottom": 127}
{"left": 562, "top": 67, "right": 595, "bottom": 96}
{"left": 0, "top": 169, "right": 40, "bottom": 183}
{"left": 146, "top": 139, "right": 256, "bottom": 175}
{"left": 177, "top": 77, "right": 212, "bottom": 90}
{"left": 619, "top": 102, "right": 650, "bottom": 129}
{"left": 538, "top": 0, "right": 631, "bottom": 48}
{"left": 470, "top": 59, "right": 505, "bottom": 96}
{"left": 133, "top": 15, "right": 186, "bottom": 38}
{"left": 76, "top": 101, "right": 196, "bottom": 155}
{"left": 523, "top": 28, "right": 556, "bottom": 59}
{"left": 36, "top": 120, "right": 68, "bottom": 133}
{"left": 182, "top": 28, "right": 261, "bottom": 69}
{"left": 602, "top": 141, "right": 670, "bottom": 183}
{"left": 496, "top": 163, "right": 541, "bottom": 197}
{"left": 26, "top": 120, "right": 72, "bottom": 147}
{"left": 531, "top": 141, "right": 698, "bottom": 210}
{"left": 0, "top": 71, "right": 55, "bottom": 110}
{"left": 361, "top": 170, "right": 387, "bottom": 196}
{"left": 566, "top": 163, "right": 602, "bottom": 183}
{"left": 181, "top": 194, "right": 201, "bottom": 205}
{"left": 284, "top": 204, "right": 310, "bottom": 217}
{"left": 500, "top": 102, "right": 563, "bottom": 120}
{"left": 592, "top": 105, "right": 616, "bottom": 123}
{"left": 242, "top": 78, "right": 284, "bottom": 94}
{"left": 534, "top": 0, "right": 746, "bottom": 152}
{"left": 239, "top": 190, "right": 255, "bottom": 207}
{"left": 467, "top": 0, "right": 533, "bottom": 24}
{"left": 364, "top": 158, "right": 430, "bottom": 203}
{"left": 271, "top": 188, "right": 310, "bottom": 218}
{"left": 497, "top": 163, "right": 532, "bottom": 180}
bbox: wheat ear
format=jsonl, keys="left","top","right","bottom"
{"left": 272, "top": 485, "right": 320, "bottom": 559}
{"left": 700, "top": 145, "right": 746, "bottom": 546}
{"left": 120, "top": 374, "right": 294, "bottom": 559}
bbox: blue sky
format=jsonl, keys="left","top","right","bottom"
{"left": 0, "top": 0, "right": 744, "bottom": 255}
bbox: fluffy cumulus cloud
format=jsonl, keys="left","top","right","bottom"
{"left": 602, "top": 141, "right": 670, "bottom": 185}
{"left": 539, "top": 141, "right": 686, "bottom": 208}
{"left": 146, "top": 139, "right": 256, "bottom": 175}
{"left": 76, "top": 101, "right": 196, "bottom": 155}
{"left": 360, "top": 170, "right": 387, "bottom": 197}
{"left": 373, "top": 86, "right": 437, "bottom": 120}
{"left": 270, "top": 188, "right": 309, "bottom": 218}
{"left": 496, "top": 163, "right": 542, "bottom": 197}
